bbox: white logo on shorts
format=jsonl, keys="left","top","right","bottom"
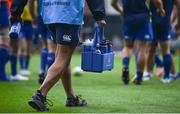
{"left": 124, "top": 36, "right": 129, "bottom": 39}
{"left": 145, "top": 34, "right": 150, "bottom": 39}
{"left": 168, "top": 35, "right": 171, "bottom": 39}
{"left": 63, "top": 35, "right": 71, "bottom": 42}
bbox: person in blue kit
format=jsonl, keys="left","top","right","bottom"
{"left": 29, "top": 0, "right": 56, "bottom": 84}
{"left": 8, "top": 0, "right": 29, "bottom": 81}
{"left": 26, "top": 0, "right": 106, "bottom": 111}
{"left": 111, "top": 0, "right": 165, "bottom": 85}
{"left": 18, "top": 4, "right": 33, "bottom": 76}
{"left": 9, "top": 0, "right": 27, "bottom": 38}
{"left": 145, "top": 0, "right": 180, "bottom": 83}
{"left": 0, "top": 0, "right": 10, "bottom": 81}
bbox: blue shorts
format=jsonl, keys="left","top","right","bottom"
{"left": 123, "top": 13, "right": 153, "bottom": 41}
{"left": 19, "top": 21, "right": 33, "bottom": 40}
{"left": 47, "top": 23, "right": 80, "bottom": 47}
{"left": 37, "top": 17, "right": 51, "bottom": 40}
{"left": 0, "top": 2, "right": 9, "bottom": 28}
{"left": 152, "top": 23, "right": 171, "bottom": 41}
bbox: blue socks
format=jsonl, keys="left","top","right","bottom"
{"left": 136, "top": 71, "right": 143, "bottom": 78}
{"left": 40, "top": 48, "right": 55, "bottom": 73}
{"left": 155, "top": 55, "right": 163, "bottom": 68}
{"left": 40, "top": 48, "right": 48, "bottom": 73}
{"left": 123, "top": 57, "right": 130, "bottom": 68}
{"left": 20, "top": 55, "right": 24, "bottom": 70}
{"left": 25, "top": 55, "right": 30, "bottom": 69}
{"left": 20, "top": 55, "right": 30, "bottom": 70}
{"left": 10, "top": 54, "right": 17, "bottom": 76}
{"left": 163, "top": 54, "right": 172, "bottom": 79}
{"left": 47, "top": 52, "right": 55, "bottom": 68}
{"left": 0, "top": 47, "right": 9, "bottom": 80}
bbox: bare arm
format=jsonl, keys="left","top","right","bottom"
{"left": 152, "top": 0, "right": 165, "bottom": 17}
{"left": 28, "top": 0, "right": 37, "bottom": 27}
{"left": 171, "top": 6, "right": 177, "bottom": 24}
{"left": 28, "top": 0, "right": 36, "bottom": 20}
{"left": 111, "top": 0, "right": 123, "bottom": 15}
{"left": 86, "top": 0, "right": 106, "bottom": 27}
{"left": 174, "top": 0, "right": 180, "bottom": 32}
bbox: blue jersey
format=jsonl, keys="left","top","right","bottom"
{"left": 151, "top": 0, "right": 174, "bottom": 27}
{"left": 122, "top": 0, "right": 149, "bottom": 18}
{"left": 41, "top": 0, "right": 85, "bottom": 25}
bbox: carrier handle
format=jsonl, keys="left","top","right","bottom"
{"left": 92, "top": 23, "right": 105, "bottom": 48}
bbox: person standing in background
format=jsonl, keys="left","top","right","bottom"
{"left": 111, "top": 0, "right": 165, "bottom": 85}
{"left": 29, "top": 0, "right": 56, "bottom": 84}
{"left": 0, "top": 0, "right": 10, "bottom": 81}
{"left": 18, "top": 3, "right": 33, "bottom": 76}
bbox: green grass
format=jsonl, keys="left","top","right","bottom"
{"left": 0, "top": 54, "right": 180, "bottom": 113}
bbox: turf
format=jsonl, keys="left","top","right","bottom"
{"left": 0, "top": 53, "right": 180, "bottom": 113}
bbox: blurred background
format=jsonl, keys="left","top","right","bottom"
{"left": 0, "top": 0, "right": 180, "bottom": 113}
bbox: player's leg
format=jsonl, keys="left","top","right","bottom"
{"left": 28, "top": 45, "right": 76, "bottom": 111}
{"left": 9, "top": 24, "right": 29, "bottom": 81}
{"left": 61, "top": 66, "right": 86, "bottom": 106}
{"left": 60, "top": 66, "right": 74, "bottom": 98}
{"left": 121, "top": 22, "right": 134, "bottom": 84}
{"left": 19, "top": 22, "right": 33, "bottom": 76}
{"left": 26, "top": 39, "right": 32, "bottom": 72}
{"left": 19, "top": 37, "right": 25, "bottom": 70}
{"left": 170, "top": 58, "right": 178, "bottom": 77}
{"left": 28, "top": 24, "right": 86, "bottom": 111}
{"left": 40, "top": 44, "right": 74, "bottom": 96}
{"left": 160, "top": 41, "right": 179, "bottom": 81}
{"left": 39, "top": 32, "right": 56, "bottom": 85}
{"left": 170, "top": 0, "right": 180, "bottom": 79}
{"left": 159, "top": 40, "right": 172, "bottom": 83}
{"left": 19, "top": 37, "right": 32, "bottom": 75}
{"left": 0, "top": 34, "right": 9, "bottom": 81}
{"left": 38, "top": 22, "right": 49, "bottom": 84}
{"left": 0, "top": 1, "right": 10, "bottom": 81}
{"left": 143, "top": 41, "right": 157, "bottom": 80}
{"left": 9, "top": 38, "right": 29, "bottom": 81}
{"left": 0, "top": 29, "right": 10, "bottom": 81}
{"left": 133, "top": 18, "right": 154, "bottom": 84}
{"left": 121, "top": 40, "right": 134, "bottom": 84}
{"left": 135, "top": 40, "right": 148, "bottom": 84}
{"left": 155, "top": 54, "right": 164, "bottom": 77}
{"left": 8, "top": 0, "right": 29, "bottom": 80}
{"left": 38, "top": 39, "right": 48, "bottom": 84}
{"left": 47, "top": 39, "right": 56, "bottom": 69}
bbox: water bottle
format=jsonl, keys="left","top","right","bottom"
{"left": 95, "top": 44, "right": 101, "bottom": 54}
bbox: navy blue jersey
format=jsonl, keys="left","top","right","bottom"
{"left": 151, "top": 0, "right": 174, "bottom": 26}
{"left": 122, "top": 0, "right": 149, "bottom": 18}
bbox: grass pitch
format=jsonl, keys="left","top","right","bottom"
{"left": 0, "top": 54, "right": 180, "bottom": 113}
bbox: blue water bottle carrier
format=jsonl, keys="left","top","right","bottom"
{"left": 81, "top": 24, "right": 114, "bottom": 72}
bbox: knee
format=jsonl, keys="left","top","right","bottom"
{"left": 138, "top": 47, "right": 147, "bottom": 54}
{"left": 48, "top": 59, "right": 70, "bottom": 74}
